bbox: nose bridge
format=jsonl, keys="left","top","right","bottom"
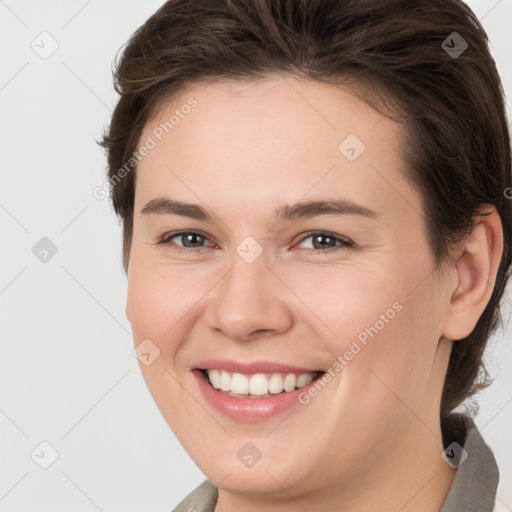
{"left": 206, "top": 245, "right": 292, "bottom": 341}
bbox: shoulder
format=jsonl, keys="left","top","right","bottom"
{"left": 170, "top": 479, "right": 218, "bottom": 512}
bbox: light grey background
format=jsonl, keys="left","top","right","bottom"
{"left": 1, "top": 1, "right": 511, "bottom": 510}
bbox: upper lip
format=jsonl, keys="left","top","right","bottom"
{"left": 194, "top": 359, "right": 322, "bottom": 375}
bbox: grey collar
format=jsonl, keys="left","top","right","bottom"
{"left": 439, "top": 412, "right": 499, "bottom": 511}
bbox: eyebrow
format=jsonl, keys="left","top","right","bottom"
{"left": 139, "top": 196, "right": 379, "bottom": 223}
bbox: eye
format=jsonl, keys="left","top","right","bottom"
{"left": 156, "top": 230, "right": 354, "bottom": 255}
{"left": 294, "top": 231, "right": 354, "bottom": 254}
{"left": 156, "top": 230, "right": 213, "bottom": 253}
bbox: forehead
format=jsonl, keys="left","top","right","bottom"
{"left": 134, "top": 76, "right": 421, "bottom": 223}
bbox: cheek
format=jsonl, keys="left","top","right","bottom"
{"left": 313, "top": 258, "right": 440, "bottom": 404}
{"left": 126, "top": 268, "right": 202, "bottom": 443}
{"left": 126, "top": 264, "right": 201, "bottom": 349}
{"left": 339, "top": 283, "right": 442, "bottom": 421}
{"left": 291, "top": 265, "right": 402, "bottom": 351}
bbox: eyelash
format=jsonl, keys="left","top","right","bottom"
{"left": 156, "top": 230, "right": 354, "bottom": 255}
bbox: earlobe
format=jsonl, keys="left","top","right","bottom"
{"left": 442, "top": 206, "right": 503, "bottom": 341}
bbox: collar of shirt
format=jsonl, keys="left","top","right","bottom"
{"left": 439, "top": 412, "right": 499, "bottom": 511}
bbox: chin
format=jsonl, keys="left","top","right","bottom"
{"left": 207, "top": 465, "right": 300, "bottom": 496}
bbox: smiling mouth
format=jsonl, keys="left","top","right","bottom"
{"left": 199, "top": 369, "right": 325, "bottom": 398}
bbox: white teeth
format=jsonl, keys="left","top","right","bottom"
{"left": 208, "top": 369, "right": 221, "bottom": 389}
{"left": 268, "top": 373, "right": 284, "bottom": 394}
{"left": 283, "top": 373, "right": 296, "bottom": 392}
{"left": 231, "top": 373, "right": 249, "bottom": 394}
{"left": 249, "top": 374, "right": 268, "bottom": 395}
{"left": 296, "top": 373, "right": 314, "bottom": 387}
{"left": 220, "top": 370, "right": 231, "bottom": 392}
{"left": 205, "top": 370, "right": 317, "bottom": 396}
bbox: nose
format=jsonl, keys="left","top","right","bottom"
{"left": 204, "top": 250, "right": 293, "bottom": 342}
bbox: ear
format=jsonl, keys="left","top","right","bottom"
{"left": 441, "top": 205, "right": 504, "bottom": 341}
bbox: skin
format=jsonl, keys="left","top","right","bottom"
{"left": 125, "top": 75, "right": 503, "bottom": 512}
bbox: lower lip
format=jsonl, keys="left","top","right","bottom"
{"left": 193, "top": 369, "right": 323, "bottom": 422}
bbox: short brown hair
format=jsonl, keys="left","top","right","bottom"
{"left": 99, "top": 0, "right": 512, "bottom": 416}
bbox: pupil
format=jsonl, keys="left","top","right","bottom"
{"left": 313, "top": 234, "right": 334, "bottom": 249}
{"left": 185, "top": 233, "right": 202, "bottom": 247}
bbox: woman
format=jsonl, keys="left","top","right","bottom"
{"left": 100, "top": 0, "right": 511, "bottom": 510}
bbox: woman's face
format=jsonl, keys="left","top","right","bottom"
{"left": 126, "top": 77, "right": 454, "bottom": 496}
